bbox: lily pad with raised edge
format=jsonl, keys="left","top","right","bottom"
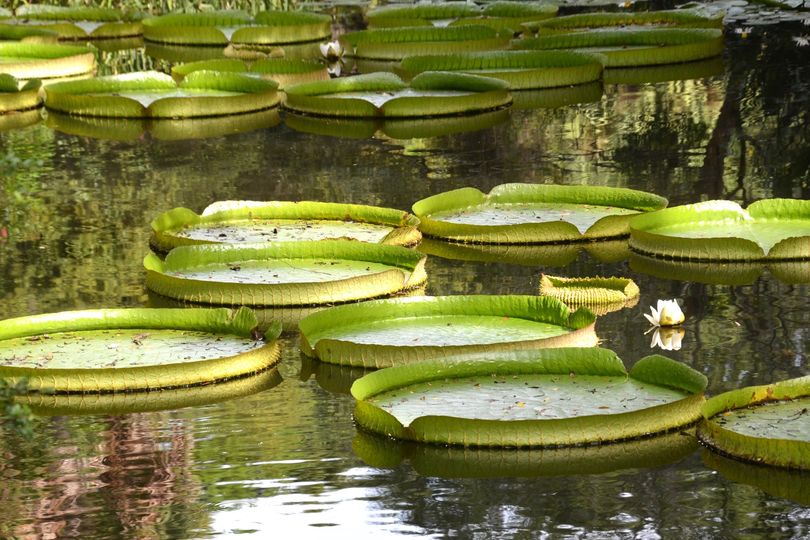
{"left": 0, "top": 22, "right": 59, "bottom": 42}
{"left": 366, "top": 3, "right": 482, "bottom": 28}
{"left": 171, "top": 57, "right": 329, "bottom": 89}
{"left": 144, "top": 240, "right": 428, "bottom": 307}
{"left": 0, "top": 42, "right": 96, "bottom": 80}
{"left": 354, "top": 428, "right": 697, "bottom": 477}
{"left": 150, "top": 200, "right": 422, "bottom": 253}
{"left": 45, "top": 107, "right": 281, "bottom": 141}
{"left": 299, "top": 295, "right": 598, "bottom": 368}
{"left": 697, "top": 376, "right": 810, "bottom": 470}
{"left": 350, "top": 347, "right": 707, "bottom": 446}
{"left": 522, "top": 10, "right": 724, "bottom": 34}
{"left": 234, "top": 10, "right": 332, "bottom": 45}
{"left": 145, "top": 42, "right": 231, "bottom": 64}
{"left": 450, "top": 2, "right": 559, "bottom": 34}
{"left": 413, "top": 183, "right": 667, "bottom": 244}
{"left": 10, "top": 5, "right": 143, "bottom": 40}
{"left": 44, "top": 70, "right": 281, "bottom": 118}
{"left": 0, "top": 307, "right": 282, "bottom": 394}
{"left": 21, "top": 367, "right": 283, "bottom": 416}
{"left": 397, "top": 50, "right": 603, "bottom": 89}
{"left": 539, "top": 274, "right": 639, "bottom": 315}
{"left": 340, "top": 25, "right": 510, "bottom": 60}
{"left": 0, "top": 75, "right": 42, "bottom": 113}
{"left": 512, "top": 28, "right": 724, "bottom": 68}
{"left": 629, "top": 199, "right": 810, "bottom": 262}
{"left": 284, "top": 71, "right": 511, "bottom": 118}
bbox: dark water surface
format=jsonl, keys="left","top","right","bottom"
{"left": 2, "top": 9, "right": 810, "bottom": 539}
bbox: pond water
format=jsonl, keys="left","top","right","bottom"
{"left": 2, "top": 4, "right": 810, "bottom": 538}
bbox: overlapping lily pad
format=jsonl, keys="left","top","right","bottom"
{"left": 9, "top": 5, "right": 142, "bottom": 40}
{"left": 171, "top": 57, "right": 329, "bottom": 88}
{"left": 142, "top": 10, "right": 331, "bottom": 46}
{"left": 350, "top": 347, "right": 707, "bottom": 446}
{"left": 44, "top": 70, "right": 281, "bottom": 118}
{"left": 150, "top": 200, "right": 422, "bottom": 253}
{"left": 284, "top": 71, "right": 511, "bottom": 118}
{"left": 523, "top": 10, "right": 724, "bottom": 33}
{"left": 629, "top": 199, "right": 810, "bottom": 262}
{"left": 340, "top": 25, "right": 510, "bottom": 60}
{"left": 0, "top": 74, "right": 41, "bottom": 113}
{"left": 397, "top": 50, "right": 603, "bottom": 89}
{"left": 354, "top": 428, "right": 698, "bottom": 477}
{"left": 539, "top": 274, "right": 639, "bottom": 315}
{"left": 0, "top": 307, "right": 281, "bottom": 393}
{"left": 144, "top": 240, "right": 427, "bottom": 307}
{"left": 413, "top": 183, "right": 667, "bottom": 244}
{"left": 299, "top": 295, "right": 598, "bottom": 368}
{"left": 0, "top": 42, "right": 96, "bottom": 80}
{"left": 513, "top": 28, "right": 724, "bottom": 68}
{"left": 697, "top": 376, "right": 810, "bottom": 470}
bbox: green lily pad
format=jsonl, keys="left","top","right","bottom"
{"left": 512, "top": 28, "right": 724, "bottom": 68}
{"left": 351, "top": 348, "right": 707, "bottom": 446}
{"left": 340, "top": 25, "right": 510, "bottom": 60}
{"left": 367, "top": 3, "right": 482, "bottom": 28}
{"left": 398, "top": 50, "right": 603, "bottom": 89}
{"left": 299, "top": 295, "right": 597, "bottom": 368}
{"left": 171, "top": 57, "right": 329, "bottom": 89}
{"left": 10, "top": 5, "right": 142, "bottom": 40}
{"left": 354, "top": 428, "right": 698, "bottom": 477}
{"left": 629, "top": 199, "right": 810, "bottom": 261}
{"left": 284, "top": 71, "right": 512, "bottom": 118}
{"left": 413, "top": 183, "right": 667, "bottom": 244}
{"left": 0, "top": 307, "right": 282, "bottom": 393}
{"left": 144, "top": 240, "right": 427, "bottom": 307}
{"left": 698, "top": 376, "right": 810, "bottom": 470}
{"left": 0, "top": 42, "right": 96, "bottom": 80}
{"left": 150, "top": 200, "right": 421, "bottom": 253}
{"left": 0, "top": 108, "right": 42, "bottom": 132}
{"left": 44, "top": 70, "right": 281, "bottom": 118}
{"left": 0, "top": 75, "right": 41, "bottom": 113}
{"left": 539, "top": 274, "right": 639, "bottom": 315}
{"left": 523, "top": 10, "right": 724, "bottom": 33}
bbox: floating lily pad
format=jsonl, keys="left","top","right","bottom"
{"left": 523, "top": 10, "right": 724, "bottom": 33}
{"left": 299, "top": 295, "right": 597, "bottom": 368}
{"left": 629, "top": 199, "right": 810, "bottom": 261}
{"left": 150, "top": 200, "right": 421, "bottom": 253}
{"left": 513, "top": 28, "right": 724, "bottom": 68}
{"left": 451, "top": 2, "right": 559, "bottom": 33}
{"left": 367, "top": 3, "right": 481, "bottom": 28}
{"left": 284, "top": 71, "right": 511, "bottom": 118}
{"left": 354, "top": 428, "right": 697, "bottom": 477}
{"left": 397, "top": 50, "right": 603, "bottom": 89}
{"left": 44, "top": 70, "right": 281, "bottom": 118}
{"left": 350, "top": 347, "right": 707, "bottom": 446}
{"left": 142, "top": 10, "right": 331, "bottom": 46}
{"left": 46, "top": 108, "right": 281, "bottom": 141}
{"left": 0, "top": 42, "right": 96, "bottom": 80}
{"left": 539, "top": 274, "right": 639, "bottom": 315}
{"left": 0, "top": 22, "right": 60, "bottom": 41}
{"left": 0, "top": 75, "right": 42, "bottom": 113}
{"left": 172, "top": 57, "right": 329, "bottom": 89}
{"left": 10, "top": 5, "right": 142, "bottom": 40}
{"left": 413, "top": 183, "right": 667, "bottom": 244}
{"left": 0, "top": 307, "right": 281, "bottom": 393}
{"left": 697, "top": 376, "right": 810, "bottom": 470}
{"left": 340, "top": 25, "right": 510, "bottom": 60}
{"left": 144, "top": 240, "right": 427, "bottom": 307}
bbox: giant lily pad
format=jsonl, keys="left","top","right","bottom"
{"left": 44, "top": 70, "right": 281, "bottom": 118}
{"left": 10, "top": 5, "right": 142, "bottom": 40}
{"left": 539, "top": 274, "right": 639, "bottom": 315}
{"left": 354, "top": 428, "right": 697, "bottom": 477}
{"left": 340, "top": 25, "right": 510, "bottom": 60}
{"left": 350, "top": 347, "right": 707, "bottom": 446}
{"left": 629, "top": 199, "right": 810, "bottom": 261}
{"left": 142, "top": 10, "right": 331, "bottom": 46}
{"left": 367, "top": 3, "right": 481, "bottom": 28}
{"left": 144, "top": 240, "right": 427, "bottom": 307}
{"left": 284, "top": 71, "right": 511, "bottom": 118}
{"left": 451, "top": 2, "right": 559, "bottom": 34}
{"left": 172, "top": 57, "right": 329, "bottom": 89}
{"left": 397, "top": 50, "right": 603, "bottom": 89}
{"left": 299, "top": 295, "right": 598, "bottom": 367}
{"left": 523, "top": 10, "right": 724, "bottom": 33}
{"left": 150, "top": 200, "right": 421, "bottom": 253}
{"left": 0, "top": 307, "right": 281, "bottom": 393}
{"left": 0, "top": 42, "right": 96, "bottom": 80}
{"left": 697, "top": 376, "right": 810, "bottom": 470}
{"left": 0, "top": 74, "right": 41, "bottom": 113}
{"left": 413, "top": 183, "right": 667, "bottom": 244}
{"left": 512, "top": 28, "right": 724, "bottom": 68}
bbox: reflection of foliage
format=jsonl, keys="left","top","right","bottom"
{"left": 0, "top": 378, "right": 35, "bottom": 439}
{"left": 10, "top": 0, "right": 298, "bottom": 15}
{"left": 0, "top": 129, "right": 52, "bottom": 243}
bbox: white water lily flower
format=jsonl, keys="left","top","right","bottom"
{"left": 320, "top": 40, "right": 344, "bottom": 61}
{"left": 793, "top": 35, "right": 810, "bottom": 47}
{"left": 648, "top": 327, "right": 684, "bottom": 351}
{"left": 644, "top": 299, "right": 685, "bottom": 327}
{"left": 734, "top": 26, "right": 752, "bottom": 38}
